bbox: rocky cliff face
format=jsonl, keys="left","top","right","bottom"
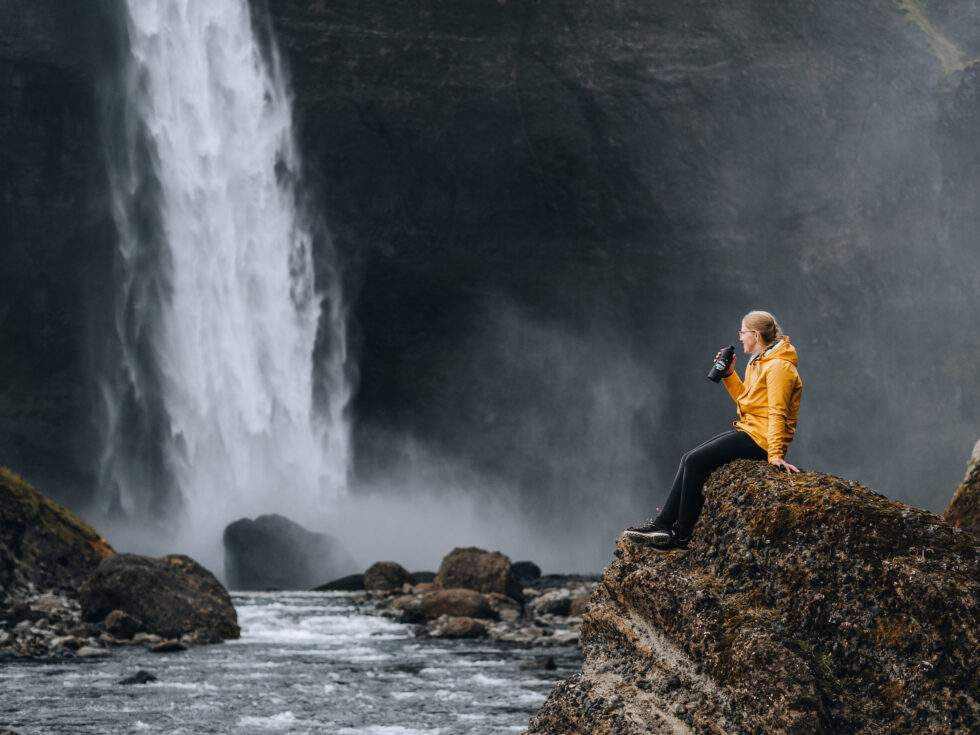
{"left": 2, "top": 1, "right": 979, "bottom": 536}
{"left": 263, "top": 0, "right": 979, "bottom": 524}
{"left": 944, "top": 439, "right": 980, "bottom": 538}
{"left": 526, "top": 461, "right": 979, "bottom": 734}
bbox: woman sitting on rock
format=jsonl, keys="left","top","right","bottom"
{"left": 624, "top": 310, "right": 803, "bottom": 551}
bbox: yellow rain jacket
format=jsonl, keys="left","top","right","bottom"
{"left": 721, "top": 335, "right": 802, "bottom": 461}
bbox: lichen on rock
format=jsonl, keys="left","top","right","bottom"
{"left": 526, "top": 460, "right": 979, "bottom": 734}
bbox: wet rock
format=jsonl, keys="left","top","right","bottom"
{"left": 75, "top": 645, "right": 109, "bottom": 658}
{"left": 944, "top": 438, "right": 980, "bottom": 537}
{"left": 0, "top": 468, "right": 114, "bottom": 599}
{"left": 118, "top": 670, "right": 157, "bottom": 685}
{"left": 364, "top": 561, "right": 412, "bottom": 592}
{"left": 428, "top": 615, "right": 488, "bottom": 639}
{"left": 313, "top": 573, "right": 365, "bottom": 592}
{"left": 79, "top": 553, "right": 239, "bottom": 642}
{"left": 133, "top": 632, "right": 162, "bottom": 645}
{"left": 529, "top": 589, "right": 571, "bottom": 617}
{"left": 391, "top": 588, "right": 496, "bottom": 623}
{"left": 434, "top": 547, "right": 524, "bottom": 603}
{"left": 223, "top": 514, "right": 354, "bottom": 591}
{"left": 521, "top": 655, "right": 557, "bottom": 671}
{"left": 149, "top": 639, "right": 187, "bottom": 653}
{"left": 527, "top": 461, "right": 980, "bottom": 734}
{"left": 567, "top": 588, "right": 592, "bottom": 617}
{"left": 104, "top": 609, "right": 142, "bottom": 639}
{"left": 486, "top": 592, "right": 522, "bottom": 623}
{"left": 48, "top": 635, "right": 82, "bottom": 651}
{"left": 512, "top": 561, "right": 542, "bottom": 584}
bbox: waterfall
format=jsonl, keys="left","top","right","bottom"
{"left": 99, "top": 0, "right": 349, "bottom": 570}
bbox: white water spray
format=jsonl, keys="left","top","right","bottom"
{"left": 102, "top": 0, "right": 349, "bottom": 570}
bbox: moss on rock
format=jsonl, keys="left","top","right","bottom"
{"left": 0, "top": 466, "right": 114, "bottom": 600}
{"left": 527, "top": 461, "right": 979, "bottom": 734}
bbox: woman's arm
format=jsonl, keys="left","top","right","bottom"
{"left": 720, "top": 353, "right": 742, "bottom": 401}
{"left": 765, "top": 360, "right": 797, "bottom": 463}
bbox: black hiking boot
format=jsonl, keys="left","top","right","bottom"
{"left": 622, "top": 518, "right": 672, "bottom": 546}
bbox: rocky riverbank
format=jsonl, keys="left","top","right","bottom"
{"left": 525, "top": 460, "right": 979, "bottom": 734}
{"left": 318, "top": 548, "right": 599, "bottom": 650}
{"left": 0, "top": 468, "right": 238, "bottom": 661}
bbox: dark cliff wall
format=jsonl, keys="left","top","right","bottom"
{"left": 264, "top": 0, "right": 980, "bottom": 529}
{"left": 2, "top": 2, "right": 979, "bottom": 555}
{"left": 0, "top": 1, "right": 117, "bottom": 506}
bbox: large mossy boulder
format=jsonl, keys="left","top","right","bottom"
{"left": 0, "top": 467, "right": 114, "bottom": 600}
{"left": 79, "top": 553, "right": 239, "bottom": 642}
{"left": 364, "top": 561, "right": 412, "bottom": 592}
{"left": 527, "top": 460, "right": 979, "bottom": 735}
{"left": 223, "top": 514, "right": 354, "bottom": 590}
{"left": 944, "top": 438, "right": 980, "bottom": 538}
{"left": 435, "top": 547, "right": 524, "bottom": 603}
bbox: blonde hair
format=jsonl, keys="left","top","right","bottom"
{"left": 742, "top": 310, "right": 782, "bottom": 346}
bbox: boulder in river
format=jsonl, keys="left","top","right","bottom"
{"left": 527, "top": 460, "right": 979, "bottom": 734}
{"left": 79, "top": 553, "right": 240, "bottom": 642}
{"left": 435, "top": 547, "right": 524, "bottom": 603}
{"left": 391, "top": 588, "right": 497, "bottom": 623}
{"left": 944, "top": 438, "right": 980, "bottom": 537}
{"left": 428, "top": 615, "right": 488, "bottom": 639}
{"left": 364, "top": 561, "right": 412, "bottom": 592}
{"left": 0, "top": 467, "right": 114, "bottom": 599}
{"left": 223, "top": 513, "right": 354, "bottom": 590}
{"left": 512, "top": 561, "right": 542, "bottom": 584}
{"left": 314, "top": 573, "right": 365, "bottom": 592}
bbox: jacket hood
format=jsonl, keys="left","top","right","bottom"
{"left": 750, "top": 335, "right": 798, "bottom": 367}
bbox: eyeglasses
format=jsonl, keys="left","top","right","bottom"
{"left": 738, "top": 329, "right": 757, "bottom": 337}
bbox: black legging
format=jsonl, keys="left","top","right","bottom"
{"left": 654, "top": 429, "right": 766, "bottom": 537}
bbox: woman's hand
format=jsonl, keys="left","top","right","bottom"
{"left": 769, "top": 457, "right": 800, "bottom": 473}
{"left": 715, "top": 350, "right": 737, "bottom": 377}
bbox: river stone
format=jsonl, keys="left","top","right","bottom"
{"left": 313, "top": 573, "right": 364, "bottom": 591}
{"left": 512, "top": 561, "right": 542, "bottom": 583}
{"left": 104, "top": 609, "right": 142, "bottom": 639}
{"left": 529, "top": 589, "right": 572, "bottom": 617}
{"left": 428, "top": 615, "right": 488, "bottom": 639}
{"left": 79, "top": 553, "right": 239, "bottom": 641}
{"left": 391, "top": 588, "right": 497, "bottom": 623}
{"left": 434, "top": 547, "right": 523, "bottom": 603}
{"left": 118, "top": 670, "right": 157, "bottom": 685}
{"left": 150, "top": 639, "right": 187, "bottom": 654}
{"left": 75, "top": 645, "right": 109, "bottom": 658}
{"left": 223, "top": 514, "right": 355, "bottom": 591}
{"left": 364, "top": 561, "right": 412, "bottom": 592}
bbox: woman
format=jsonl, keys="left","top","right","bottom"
{"left": 624, "top": 310, "right": 803, "bottom": 551}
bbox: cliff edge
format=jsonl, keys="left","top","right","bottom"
{"left": 526, "top": 461, "right": 979, "bottom": 734}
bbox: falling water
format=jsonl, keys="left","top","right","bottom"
{"left": 99, "top": 0, "right": 349, "bottom": 570}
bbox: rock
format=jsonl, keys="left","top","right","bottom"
{"left": 486, "top": 592, "right": 522, "bottom": 623}
{"left": 149, "top": 639, "right": 187, "bottom": 653}
{"left": 944, "top": 438, "right": 980, "bottom": 537}
{"left": 75, "top": 645, "right": 109, "bottom": 658}
{"left": 521, "top": 655, "right": 557, "bottom": 671}
{"left": 529, "top": 589, "right": 572, "bottom": 617}
{"left": 79, "top": 553, "right": 239, "bottom": 642}
{"left": 434, "top": 547, "right": 524, "bottom": 603}
{"left": 409, "top": 571, "right": 436, "bottom": 584}
{"left": 512, "top": 561, "right": 542, "bottom": 584}
{"left": 223, "top": 514, "right": 355, "bottom": 591}
{"left": 428, "top": 615, "right": 488, "bottom": 639}
{"left": 567, "top": 588, "right": 592, "bottom": 617}
{"left": 391, "top": 588, "right": 496, "bottom": 623}
{"left": 363, "top": 561, "right": 412, "bottom": 592}
{"left": 118, "top": 670, "right": 157, "bottom": 685}
{"left": 313, "top": 573, "right": 365, "bottom": 592}
{"left": 48, "top": 635, "right": 82, "bottom": 651}
{"left": 104, "top": 609, "right": 142, "bottom": 639}
{"left": 0, "top": 468, "right": 114, "bottom": 598}
{"left": 132, "top": 633, "right": 162, "bottom": 645}
{"left": 527, "top": 461, "right": 980, "bottom": 734}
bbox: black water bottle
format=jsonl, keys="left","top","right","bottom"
{"left": 707, "top": 345, "right": 735, "bottom": 382}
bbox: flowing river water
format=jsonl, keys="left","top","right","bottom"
{"left": 1, "top": 592, "right": 578, "bottom": 734}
